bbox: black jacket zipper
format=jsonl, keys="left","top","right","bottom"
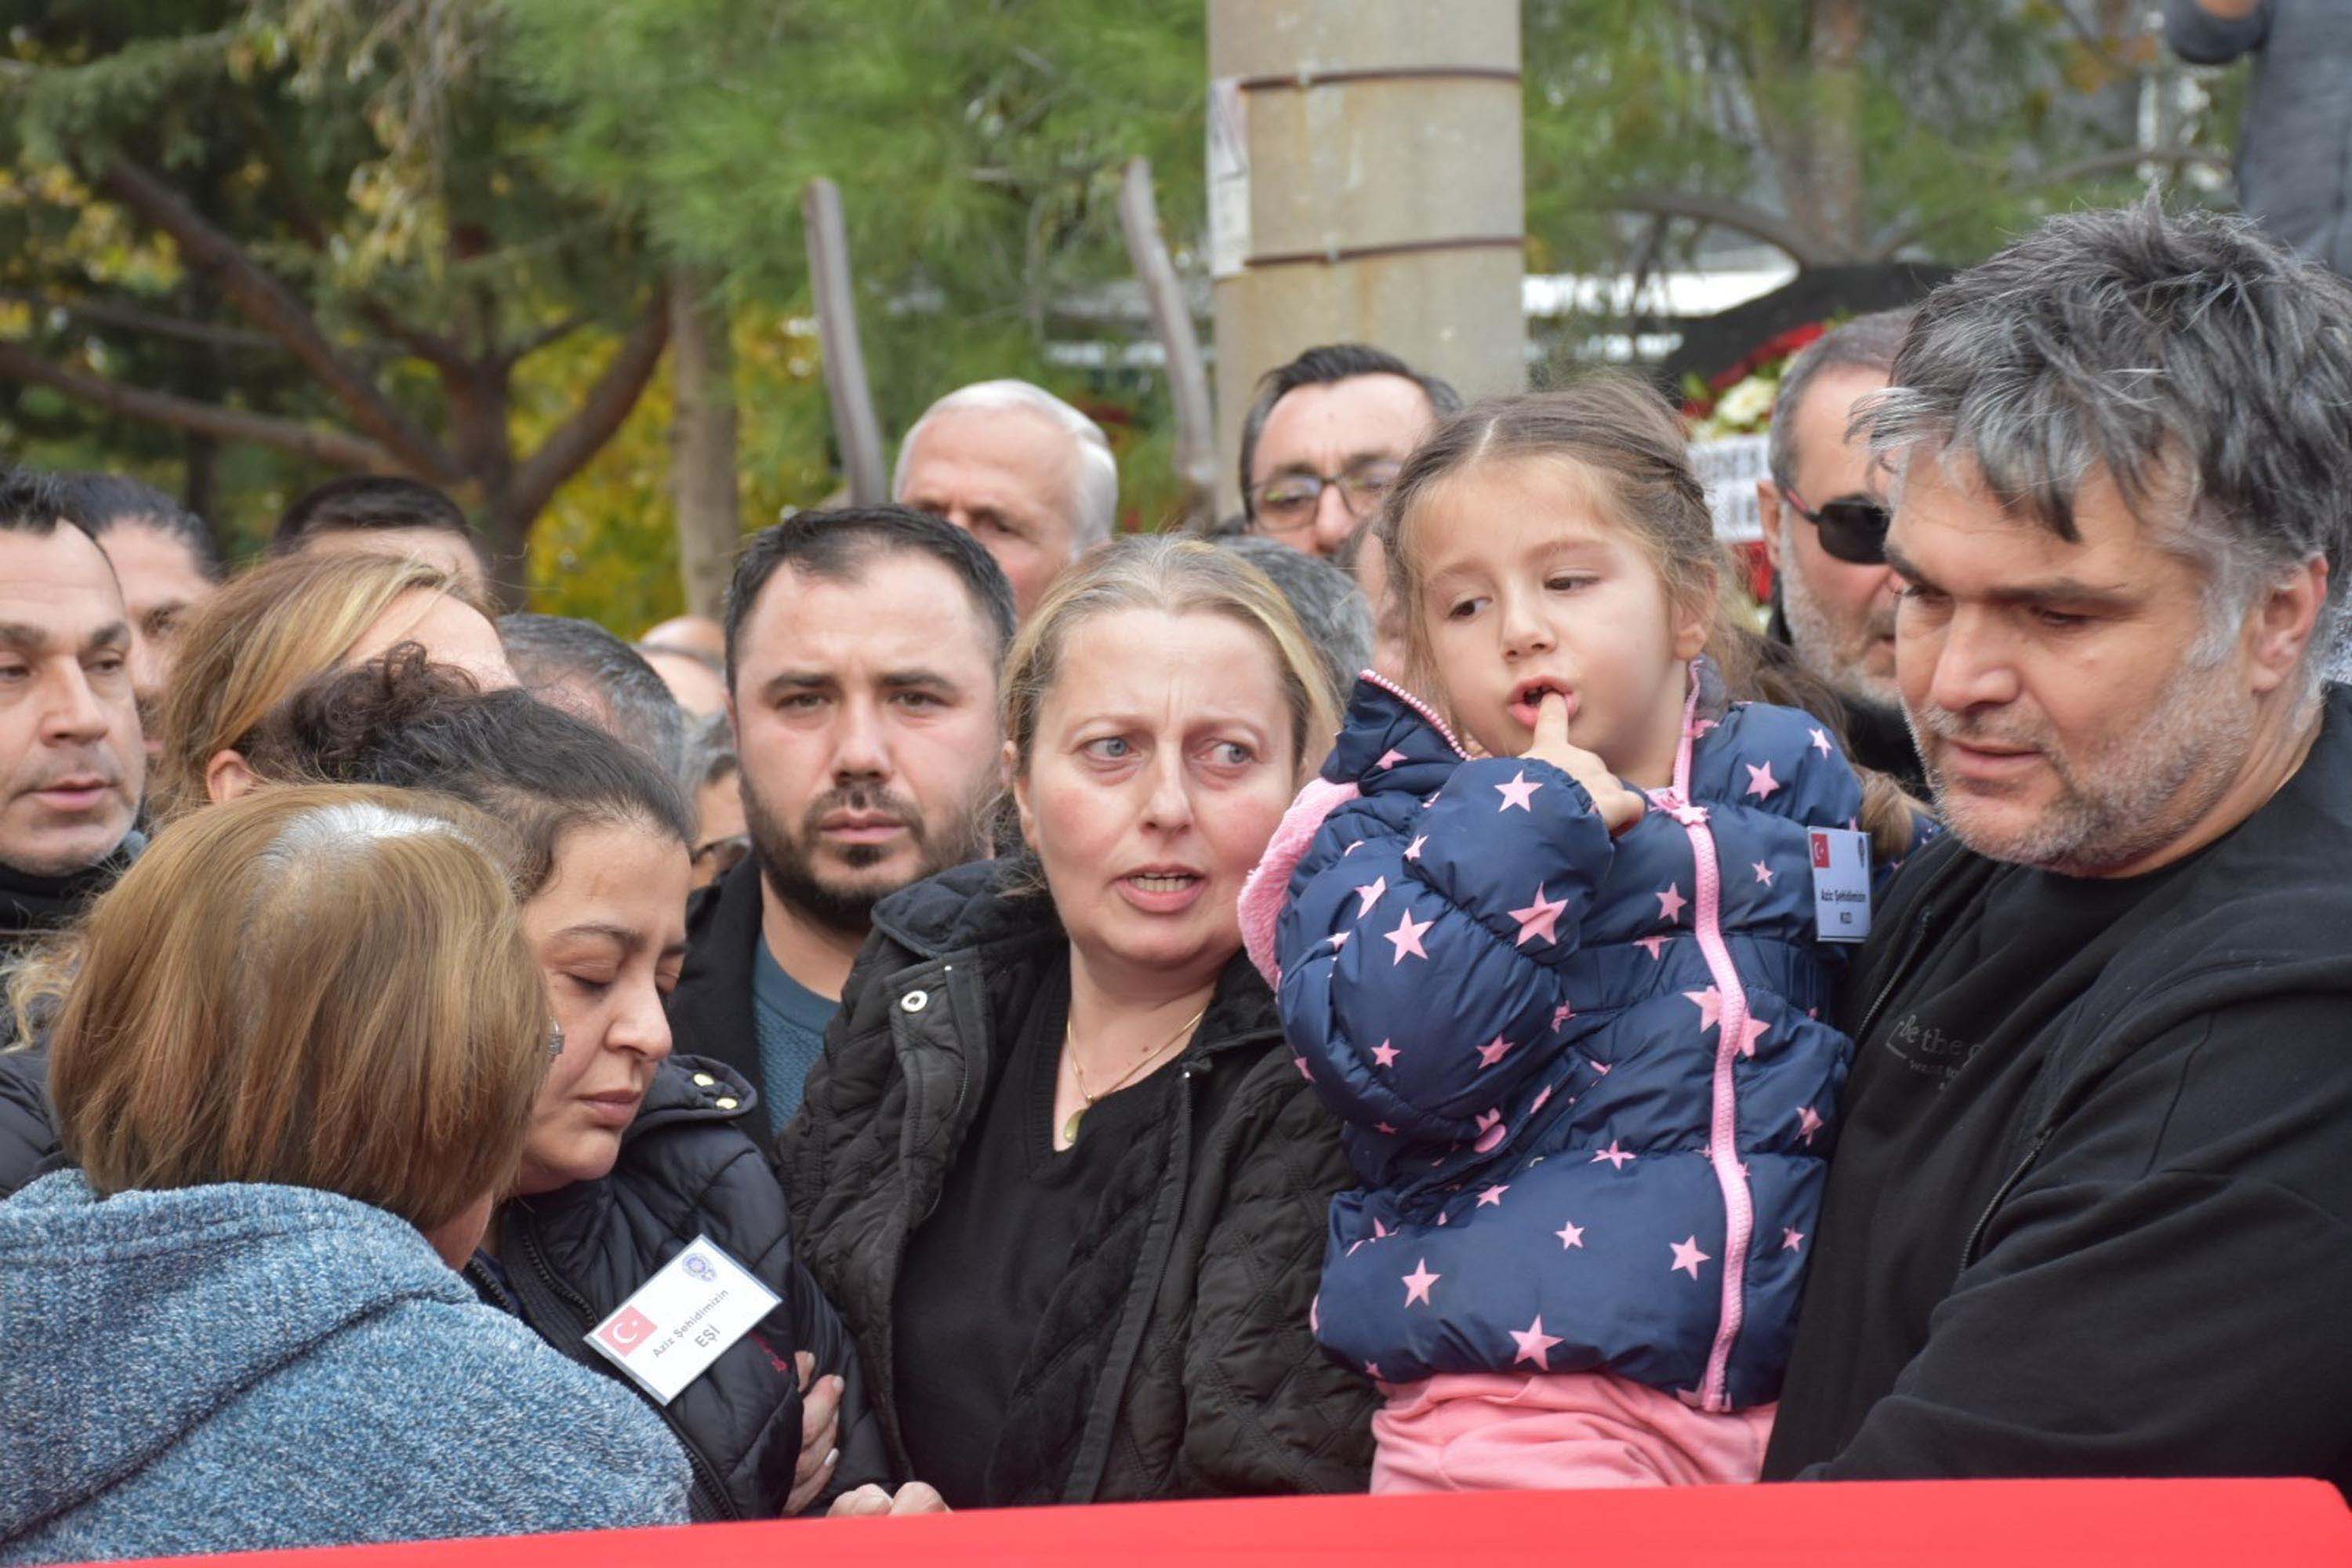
{"left": 506, "top": 1218, "right": 745, "bottom": 1523}
{"left": 1960, "top": 1127, "right": 2055, "bottom": 1271}
{"left": 1062, "top": 1054, "right": 1206, "bottom": 1504}
{"left": 1855, "top": 898, "right": 1940, "bottom": 1047}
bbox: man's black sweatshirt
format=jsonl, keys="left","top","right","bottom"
{"left": 1766, "top": 684, "right": 2352, "bottom": 1494}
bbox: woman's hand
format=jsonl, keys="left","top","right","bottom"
{"left": 783, "top": 1352, "right": 843, "bottom": 1515}
{"left": 1522, "top": 692, "right": 1646, "bottom": 835}
{"left": 826, "top": 1483, "right": 949, "bottom": 1518}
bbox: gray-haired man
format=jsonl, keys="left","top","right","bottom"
{"left": 1757, "top": 309, "right": 1922, "bottom": 793}
{"left": 895, "top": 380, "right": 1117, "bottom": 620}
{"left": 1766, "top": 203, "right": 2352, "bottom": 1494}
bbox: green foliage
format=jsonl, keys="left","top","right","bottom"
{"left": 503, "top": 0, "right": 1210, "bottom": 570}
{"left": 8, "top": 1, "right": 2256, "bottom": 633}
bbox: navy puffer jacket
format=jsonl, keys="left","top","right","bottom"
{"left": 1268, "top": 674, "right": 1865, "bottom": 1412}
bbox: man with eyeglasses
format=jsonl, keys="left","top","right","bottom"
{"left": 1237, "top": 343, "right": 1462, "bottom": 560}
{"left": 1756, "top": 309, "right": 1925, "bottom": 794}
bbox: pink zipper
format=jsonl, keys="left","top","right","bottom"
{"left": 1646, "top": 677, "right": 1755, "bottom": 1414}
{"left": 1359, "top": 670, "right": 1471, "bottom": 760}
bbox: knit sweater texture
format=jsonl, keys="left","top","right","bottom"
{"left": 0, "top": 1173, "right": 688, "bottom": 1563}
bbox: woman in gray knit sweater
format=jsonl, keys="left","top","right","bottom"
{"left": 0, "top": 786, "right": 690, "bottom": 1563}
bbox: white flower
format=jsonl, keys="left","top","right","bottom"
{"left": 1714, "top": 373, "right": 1777, "bottom": 428}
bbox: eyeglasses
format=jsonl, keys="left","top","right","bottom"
{"left": 1250, "top": 459, "right": 1403, "bottom": 536}
{"left": 1780, "top": 485, "right": 1891, "bottom": 565}
{"left": 691, "top": 833, "right": 750, "bottom": 880}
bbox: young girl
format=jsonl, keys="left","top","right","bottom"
{"left": 1240, "top": 376, "right": 1881, "bottom": 1490}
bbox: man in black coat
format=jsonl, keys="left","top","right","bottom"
{"left": 1766, "top": 201, "right": 2352, "bottom": 1494}
{"left": 670, "top": 509, "right": 1014, "bottom": 1139}
{"left": 0, "top": 470, "right": 143, "bottom": 966}
{"left": 1755, "top": 309, "right": 1926, "bottom": 797}
{"left": 1, "top": 472, "right": 145, "bottom": 1196}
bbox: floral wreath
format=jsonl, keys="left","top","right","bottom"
{"left": 1680, "top": 321, "right": 1830, "bottom": 441}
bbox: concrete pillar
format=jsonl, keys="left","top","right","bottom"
{"left": 1207, "top": 0, "right": 1525, "bottom": 515}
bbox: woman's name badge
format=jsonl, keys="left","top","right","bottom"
{"left": 1808, "top": 827, "right": 1872, "bottom": 944}
{"left": 585, "top": 1235, "right": 780, "bottom": 1406}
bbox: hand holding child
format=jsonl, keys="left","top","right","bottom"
{"left": 1522, "top": 693, "right": 1646, "bottom": 835}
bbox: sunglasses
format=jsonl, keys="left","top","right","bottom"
{"left": 1780, "top": 485, "right": 1890, "bottom": 565}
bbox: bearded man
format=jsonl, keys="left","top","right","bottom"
{"left": 1766, "top": 202, "right": 2352, "bottom": 1496}
{"left": 670, "top": 509, "right": 1014, "bottom": 1133}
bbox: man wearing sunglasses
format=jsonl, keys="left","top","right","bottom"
{"left": 1238, "top": 343, "right": 1461, "bottom": 560}
{"left": 1756, "top": 309, "right": 1924, "bottom": 794}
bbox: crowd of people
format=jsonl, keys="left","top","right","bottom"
{"left": 2, "top": 198, "right": 2351, "bottom": 1562}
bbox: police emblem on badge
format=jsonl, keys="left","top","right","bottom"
{"left": 683, "top": 1253, "right": 718, "bottom": 1283}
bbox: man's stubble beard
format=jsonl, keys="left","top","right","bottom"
{"left": 1906, "top": 641, "right": 2255, "bottom": 875}
{"left": 740, "top": 768, "right": 998, "bottom": 935}
{"left": 1779, "top": 533, "right": 1900, "bottom": 712}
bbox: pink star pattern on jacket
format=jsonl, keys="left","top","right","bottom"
{"left": 1670, "top": 1236, "right": 1712, "bottom": 1278}
{"left": 1510, "top": 1316, "right": 1565, "bottom": 1370}
{"left": 1293, "top": 1054, "right": 1312, "bottom": 1081}
{"left": 1744, "top": 760, "right": 1782, "bottom": 800}
{"left": 1475, "top": 1036, "right": 1513, "bottom": 1069}
{"left": 1475, "top": 1183, "right": 1510, "bottom": 1207}
{"left": 1635, "top": 934, "right": 1671, "bottom": 960}
{"left": 1403, "top": 834, "right": 1427, "bottom": 862}
{"left": 1326, "top": 930, "right": 1350, "bottom": 952}
{"left": 1495, "top": 770, "right": 1542, "bottom": 811}
{"left": 1555, "top": 1220, "right": 1585, "bottom": 1249}
{"left": 1551, "top": 1002, "right": 1575, "bottom": 1031}
{"left": 1402, "top": 1259, "right": 1440, "bottom": 1306}
{"left": 1735, "top": 1015, "right": 1769, "bottom": 1058}
{"left": 1656, "top": 884, "right": 1688, "bottom": 922}
{"left": 1809, "top": 727, "right": 1833, "bottom": 757}
{"left": 1591, "top": 1142, "right": 1635, "bottom": 1170}
{"left": 1508, "top": 884, "right": 1569, "bottom": 946}
{"left": 1753, "top": 860, "right": 1775, "bottom": 887}
{"left": 1384, "top": 909, "right": 1433, "bottom": 964}
{"left": 1370, "top": 1039, "right": 1399, "bottom": 1069}
{"left": 1683, "top": 986, "right": 1722, "bottom": 1031}
{"left": 1376, "top": 748, "right": 1407, "bottom": 771}
{"left": 1782, "top": 1228, "right": 1806, "bottom": 1251}
{"left": 1353, "top": 876, "right": 1388, "bottom": 917}
{"left": 1796, "top": 1105, "right": 1824, "bottom": 1145}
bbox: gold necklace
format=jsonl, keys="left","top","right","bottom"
{"left": 1061, "top": 1005, "right": 1205, "bottom": 1147}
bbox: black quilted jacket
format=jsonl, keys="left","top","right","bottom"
{"left": 779, "top": 858, "right": 1376, "bottom": 1506}
{"left": 471, "top": 1055, "right": 891, "bottom": 1521}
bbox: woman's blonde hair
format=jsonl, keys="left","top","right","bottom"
{"left": 1001, "top": 535, "right": 1341, "bottom": 782}
{"left": 147, "top": 551, "right": 484, "bottom": 826}
{"left": 45, "top": 784, "right": 546, "bottom": 1232}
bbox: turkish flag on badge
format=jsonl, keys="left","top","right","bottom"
{"left": 1809, "top": 830, "right": 1831, "bottom": 870}
{"left": 597, "top": 1305, "right": 659, "bottom": 1357}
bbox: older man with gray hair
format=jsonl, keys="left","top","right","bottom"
{"left": 894, "top": 379, "right": 1117, "bottom": 619}
{"left": 1766, "top": 201, "right": 2352, "bottom": 1494}
{"left": 1758, "top": 308, "right": 1921, "bottom": 792}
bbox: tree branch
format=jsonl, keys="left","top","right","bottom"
{"left": 2035, "top": 145, "right": 2233, "bottom": 186}
{"left": 93, "top": 157, "right": 459, "bottom": 480}
{"left": 500, "top": 285, "right": 672, "bottom": 531}
{"left": 496, "top": 312, "right": 591, "bottom": 371}
{"left": 1608, "top": 188, "right": 1853, "bottom": 268}
{"left": 0, "top": 290, "right": 280, "bottom": 352}
{"left": 354, "top": 298, "right": 471, "bottom": 372}
{"left": 0, "top": 339, "right": 394, "bottom": 470}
